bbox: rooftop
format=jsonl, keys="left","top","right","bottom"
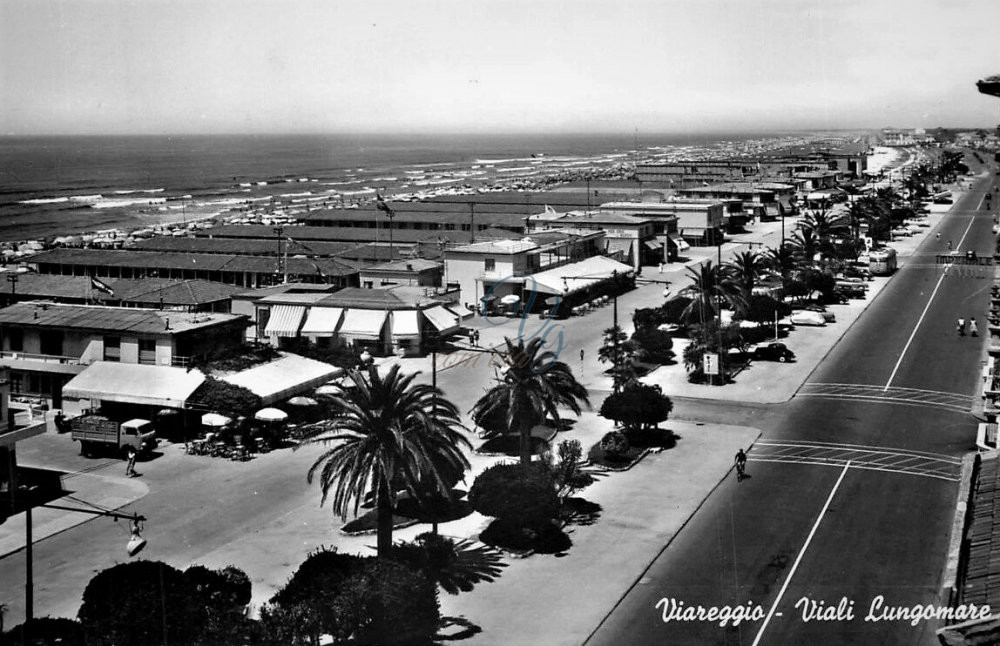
{"left": 0, "top": 301, "right": 246, "bottom": 334}
{"left": 362, "top": 258, "right": 442, "bottom": 273}
{"left": 232, "top": 282, "right": 339, "bottom": 300}
{"left": 448, "top": 239, "right": 539, "bottom": 255}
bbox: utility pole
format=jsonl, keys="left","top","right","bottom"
{"left": 272, "top": 226, "right": 284, "bottom": 283}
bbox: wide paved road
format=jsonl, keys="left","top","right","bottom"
{"left": 589, "top": 163, "right": 997, "bottom": 645}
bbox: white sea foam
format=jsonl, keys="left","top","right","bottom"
{"left": 19, "top": 197, "right": 70, "bottom": 205}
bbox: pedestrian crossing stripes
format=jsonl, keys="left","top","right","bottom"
{"left": 747, "top": 438, "right": 962, "bottom": 482}
{"left": 798, "top": 383, "right": 973, "bottom": 414}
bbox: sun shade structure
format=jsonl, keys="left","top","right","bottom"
{"left": 254, "top": 408, "right": 288, "bottom": 422}
{"left": 201, "top": 413, "right": 231, "bottom": 428}
{"left": 222, "top": 352, "right": 340, "bottom": 405}
{"left": 422, "top": 305, "right": 461, "bottom": 335}
{"left": 300, "top": 307, "right": 343, "bottom": 337}
{"left": 526, "top": 255, "right": 633, "bottom": 296}
{"left": 263, "top": 305, "right": 306, "bottom": 337}
{"left": 390, "top": 310, "right": 420, "bottom": 340}
{"left": 63, "top": 362, "right": 206, "bottom": 409}
{"left": 338, "top": 309, "right": 389, "bottom": 341}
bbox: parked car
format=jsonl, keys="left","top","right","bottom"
{"left": 803, "top": 305, "right": 836, "bottom": 323}
{"left": 788, "top": 311, "right": 827, "bottom": 326}
{"left": 752, "top": 342, "right": 796, "bottom": 363}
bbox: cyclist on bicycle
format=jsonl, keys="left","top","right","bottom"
{"left": 735, "top": 448, "right": 748, "bottom": 479}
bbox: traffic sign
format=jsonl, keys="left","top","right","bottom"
{"left": 703, "top": 352, "right": 719, "bottom": 376}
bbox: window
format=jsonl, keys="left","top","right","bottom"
{"left": 139, "top": 338, "right": 156, "bottom": 365}
{"left": 6, "top": 328, "right": 22, "bottom": 353}
{"left": 103, "top": 336, "right": 121, "bottom": 362}
{"left": 39, "top": 330, "right": 63, "bottom": 356}
{"left": 484, "top": 258, "right": 496, "bottom": 272}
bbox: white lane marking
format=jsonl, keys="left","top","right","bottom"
{"left": 751, "top": 462, "right": 851, "bottom": 646}
{"left": 753, "top": 442, "right": 961, "bottom": 464}
{"left": 883, "top": 273, "right": 947, "bottom": 392}
{"left": 806, "top": 383, "right": 972, "bottom": 399}
{"left": 747, "top": 457, "right": 958, "bottom": 482}
{"left": 754, "top": 439, "right": 961, "bottom": 463}
{"left": 796, "top": 392, "right": 971, "bottom": 414}
{"left": 957, "top": 209, "right": 978, "bottom": 249}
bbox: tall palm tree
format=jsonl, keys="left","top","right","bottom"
{"left": 302, "top": 364, "right": 471, "bottom": 557}
{"left": 472, "top": 337, "right": 589, "bottom": 467}
{"left": 679, "top": 260, "right": 734, "bottom": 326}
{"left": 764, "top": 243, "right": 796, "bottom": 280}
{"left": 723, "top": 250, "right": 767, "bottom": 319}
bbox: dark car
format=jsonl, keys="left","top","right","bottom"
{"left": 752, "top": 342, "right": 795, "bottom": 363}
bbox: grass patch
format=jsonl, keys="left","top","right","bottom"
{"left": 587, "top": 442, "right": 648, "bottom": 471}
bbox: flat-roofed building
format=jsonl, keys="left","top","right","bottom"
{"left": 358, "top": 259, "right": 443, "bottom": 289}
{"left": 599, "top": 200, "right": 723, "bottom": 247}
{"left": 0, "top": 301, "right": 247, "bottom": 408}
{"left": 444, "top": 230, "right": 605, "bottom": 311}
{"left": 527, "top": 210, "right": 659, "bottom": 271}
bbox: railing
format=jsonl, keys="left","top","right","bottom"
{"left": 0, "top": 351, "right": 82, "bottom": 365}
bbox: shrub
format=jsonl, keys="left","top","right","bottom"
{"left": 744, "top": 294, "right": 791, "bottom": 325}
{"left": 78, "top": 561, "right": 206, "bottom": 646}
{"left": 184, "top": 564, "right": 252, "bottom": 612}
{"left": 468, "top": 462, "right": 560, "bottom": 527}
{"left": 3, "top": 617, "right": 85, "bottom": 646}
{"left": 357, "top": 559, "right": 441, "bottom": 645}
{"left": 599, "top": 382, "right": 673, "bottom": 434}
{"left": 188, "top": 377, "right": 262, "bottom": 419}
{"left": 631, "top": 325, "right": 675, "bottom": 364}
{"left": 600, "top": 431, "right": 630, "bottom": 459}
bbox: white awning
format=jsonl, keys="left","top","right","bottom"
{"left": 391, "top": 310, "right": 421, "bottom": 339}
{"left": 222, "top": 352, "right": 341, "bottom": 406}
{"left": 527, "top": 255, "right": 634, "bottom": 296}
{"left": 264, "top": 305, "right": 306, "bottom": 337}
{"left": 338, "top": 308, "right": 388, "bottom": 341}
{"left": 63, "top": 362, "right": 206, "bottom": 409}
{"left": 423, "top": 305, "right": 461, "bottom": 335}
{"left": 301, "top": 307, "right": 343, "bottom": 337}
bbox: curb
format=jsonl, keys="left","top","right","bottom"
{"left": 940, "top": 451, "right": 980, "bottom": 607}
{"left": 581, "top": 426, "right": 764, "bottom": 645}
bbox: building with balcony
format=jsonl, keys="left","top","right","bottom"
{"left": 443, "top": 230, "right": 605, "bottom": 311}
{"left": 0, "top": 302, "right": 248, "bottom": 408}
{"left": 526, "top": 211, "right": 659, "bottom": 271}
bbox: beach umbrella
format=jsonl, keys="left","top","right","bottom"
{"left": 500, "top": 294, "right": 520, "bottom": 305}
{"left": 254, "top": 408, "right": 288, "bottom": 422}
{"left": 201, "top": 412, "right": 231, "bottom": 428}
{"left": 314, "top": 384, "right": 342, "bottom": 396}
{"left": 287, "top": 396, "right": 318, "bottom": 407}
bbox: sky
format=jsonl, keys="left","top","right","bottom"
{"left": 2, "top": 0, "right": 1000, "bottom": 135}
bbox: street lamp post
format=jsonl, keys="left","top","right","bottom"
{"left": 15, "top": 485, "right": 147, "bottom": 626}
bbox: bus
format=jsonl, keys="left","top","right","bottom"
{"left": 869, "top": 248, "right": 898, "bottom": 276}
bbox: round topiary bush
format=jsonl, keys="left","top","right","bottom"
{"left": 468, "top": 462, "right": 559, "bottom": 527}
{"left": 357, "top": 559, "right": 441, "bottom": 645}
{"left": 600, "top": 430, "right": 630, "bottom": 459}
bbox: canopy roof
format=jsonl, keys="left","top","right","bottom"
{"left": 391, "top": 310, "right": 420, "bottom": 339}
{"left": 63, "top": 362, "right": 206, "bottom": 409}
{"left": 423, "top": 305, "right": 461, "bottom": 335}
{"left": 338, "top": 309, "right": 388, "bottom": 340}
{"left": 222, "top": 352, "right": 340, "bottom": 406}
{"left": 264, "top": 305, "right": 306, "bottom": 337}
{"left": 527, "top": 255, "right": 633, "bottom": 297}
{"left": 300, "top": 307, "right": 343, "bottom": 337}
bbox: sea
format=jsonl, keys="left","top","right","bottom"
{"left": 0, "top": 132, "right": 809, "bottom": 244}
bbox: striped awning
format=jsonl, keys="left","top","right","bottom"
{"left": 301, "top": 307, "right": 343, "bottom": 337}
{"left": 423, "top": 305, "right": 461, "bottom": 335}
{"left": 264, "top": 305, "right": 306, "bottom": 337}
{"left": 391, "top": 310, "right": 420, "bottom": 340}
{"left": 338, "top": 309, "right": 388, "bottom": 341}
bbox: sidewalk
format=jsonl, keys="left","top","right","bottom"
{"left": 0, "top": 451, "right": 149, "bottom": 558}
{"left": 437, "top": 417, "right": 761, "bottom": 646}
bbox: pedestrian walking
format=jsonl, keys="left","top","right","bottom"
{"left": 958, "top": 317, "right": 966, "bottom": 336}
{"left": 658, "top": 262, "right": 663, "bottom": 274}
{"left": 125, "top": 446, "right": 138, "bottom": 477}
{"left": 472, "top": 330, "right": 480, "bottom": 347}
{"left": 972, "top": 317, "right": 979, "bottom": 337}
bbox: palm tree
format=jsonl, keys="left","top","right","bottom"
{"left": 472, "top": 337, "right": 589, "bottom": 467}
{"left": 679, "top": 261, "right": 734, "bottom": 326}
{"left": 788, "top": 228, "right": 820, "bottom": 267}
{"left": 302, "top": 364, "right": 471, "bottom": 557}
{"left": 764, "top": 243, "right": 796, "bottom": 280}
{"left": 723, "top": 250, "right": 767, "bottom": 319}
